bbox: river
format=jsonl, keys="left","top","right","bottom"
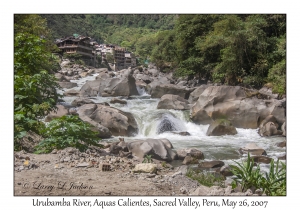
{"left": 59, "top": 73, "right": 286, "bottom": 172}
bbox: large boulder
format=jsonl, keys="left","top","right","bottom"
{"left": 88, "top": 105, "right": 138, "bottom": 136}
{"left": 151, "top": 84, "right": 194, "bottom": 99}
{"left": 156, "top": 113, "right": 185, "bottom": 134}
{"left": 44, "top": 105, "right": 69, "bottom": 122}
{"left": 206, "top": 119, "right": 237, "bottom": 136}
{"left": 77, "top": 104, "right": 138, "bottom": 136}
{"left": 127, "top": 139, "right": 177, "bottom": 162}
{"left": 80, "top": 70, "right": 139, "bottom": 97}
{"left": 101, "top": 72, "right": 139, "bottom": 97}
{"left": 188, "top": 85, "right": 209, "bottom": 104}
{"left": 157, "top": 94, "right": 190, "bottom": 110}
{"left": 198, "top": 160, "right": 225, "bottom": 169}
{"left": 191, "top": 86, "right": 286, "bottom": 129}
{"left": 64, "top": 89, "right": 80, "bottom": 96}
{"left": 259, "top": 122, "right": 282, "bottom": 137}
{"left": 77, "top": 104, "right": 112, "bottom": 138}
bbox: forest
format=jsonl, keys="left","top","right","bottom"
{"left": 42, "top": 14, "right": 286, "bottom": 94}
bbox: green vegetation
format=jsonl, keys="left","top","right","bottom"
{"left": 43, "top": 14, "right": 285, "bottom": 94}
{"left": 186, "top": 168, "right": 225, "bottom": 188}
{"left": 142, "top": 155, "right": 153, "bottom": 163}
{"left": 14, "top": 14, "right": 61, "bottom": 149}
{"left": 14, "top": 14, "right": 101, "bottom": 153}
{"left": 230, "top": 153, "right": 286, "bottom": 196}
{"left": 35, "top": 116, "right": 101, "bottom": 153}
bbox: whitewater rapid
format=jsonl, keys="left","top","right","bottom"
{"left": 60, "top": 73, "right": 286, "bottom": 171}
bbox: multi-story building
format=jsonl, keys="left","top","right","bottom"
{"left": 114, "top": 47, "right": 125, "bottom": 69}
{"left": 55, "top": 35, "right": 98, "bottom": 67}
{"left": 124, "top": 52, "right": 136, "bottom": 68}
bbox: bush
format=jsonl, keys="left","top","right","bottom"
{"left": 186, "top": 168, "right": 225, "bottom": 188}
{"left": 35, "top": 115, "right": 101, "bottom": 153}
{"left": 230, "top": 153, "right": 286, "bottom": 196}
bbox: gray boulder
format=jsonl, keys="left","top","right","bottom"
{"left": 206, "top": 119, "right": 237, "bottom": 136}
{"left": 157, "top": 94, "right": 190, "bottom": 110}
{"left": 151, "top": 84, "right": 194, "bottom": 99}
{"left": 188, "top": 85, "right": 209, "bottom": 104}
{"left": 95, "top": 109, "right": 136, "bottom": 136}
{"left": 44, "top": 105, "right": 69, "bottom": 122}
{"left": 58, "top": 82, "right": 77, "bottom": 89}
{"left": 64, "top": 89, "right": 80, "bottom": 96}
{"left": 191, "top": 86, "right": 286, "bottom": 129}
{"left": 176, "top": 148, "right": 204, "bottom": 160}
{"left": 88, "top": 105, "right": 138, "bottom": 136}
{"left": 71, "top": 98, "right": 95, "bottom": 107}
{"left": 259, "top": 122, "right": 282, "bottom": 137}
{"left": 127, "top": 138, "right": 177, "bottom": 162}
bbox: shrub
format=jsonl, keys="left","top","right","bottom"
{"left": 230, "top": 153, "right": 265, "bottom": 191}
{"left": 230, "top": 153, "right": 286, "bottom": 196}
{"left": 35, "top": 115, "right": 101, "bottom": 153}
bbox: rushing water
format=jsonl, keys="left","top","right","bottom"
{"left": 61, "top": 73, "right": 286, "bottom": 171}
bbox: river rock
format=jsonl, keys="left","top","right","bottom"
{"left": 198, "top": 160, "right": 225, "bottom": 169}
{"left": 44, "top": 105, "right": 69, "bottom": 122}
{"left": 190, "top": 86, "right": 286, "bottom": 129}
{"left": 127, "top": 139, "right": 177, "bottom": 162}
{"left": 220, "top": 165, "right": 233, "bottom": 176}
{"left": 80, "top": 80, "right": 103, "bottom": 97}
{"left": 239, "top": 143, "right": 267, "bottom": 156}
{"left": 64, "top": 89, "right": 80, "bottom": 96}
{"left": 156, "top": 113, "right": 184, "bottom": 134}
{"left": 151, "top": 84, "right": 194, "bottom": 99}
{"left": 55, "top": 73, "right": 70, "bottom": 82}
{"left": 88, "top": 104, "right": 138, "bottom": 136}
{"left": 276, "top": 141, "right": 286, "bottom": 148}
{"left": 96, "top": 72, "right": 109, "bottom": 80}
{"left": 157, "top": 94, "right": 190, "bottom": 110}
{"left": 132, "top": 163, "right": 157, "bottom": 174}
{"left": 259, "top": 122, "right": 282, "bottom": 137}
{"left": 188, "top": 85, "right": 209, "bottom": 104}
{"left": 110, "top": 98, "right": 127, "bottom": 105}
{"left": 101, "top": 69, "right": 139, "bottom": 97}
{"left": 206, "top": 119, "right": 237, "bottom": 136}
{"left": 17, "top": 131, "right": 43, "bottom": 153}
{"left": 182, "top": 155, "right": 199, "bottom": 165}
{"left": 251, "top": 156, "right": 273, "bottom": 164}
{"left": 176, "top": 148, "right": 204, "bottom": 160}
{"left": 58, "top": 82, "right": 77, "bottom": 89}
{"left": 71, "top": 98, "right": 95, "bottom": 106}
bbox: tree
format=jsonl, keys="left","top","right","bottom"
{"left": 14, "top": 15, "right": 61, "bottom": 149}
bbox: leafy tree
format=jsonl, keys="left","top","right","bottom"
{"left": 14, "top": 15, "right": 61, "bottom": 149}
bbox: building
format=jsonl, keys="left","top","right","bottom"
{"left": 55, "top": 34, "right": 98, "bottom": 67}
{"left": 124, "top": 52, "right": 136, "bottom": 68}
{"left": 114, "top": 47, "right": 125, "bottom": 69}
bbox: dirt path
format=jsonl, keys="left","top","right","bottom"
{"left": 14, "top": 150, "right": 199, "bottom": 196}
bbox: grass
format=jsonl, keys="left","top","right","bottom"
{"left": 186, "top": 168, "right": 225, "bottom": 188}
